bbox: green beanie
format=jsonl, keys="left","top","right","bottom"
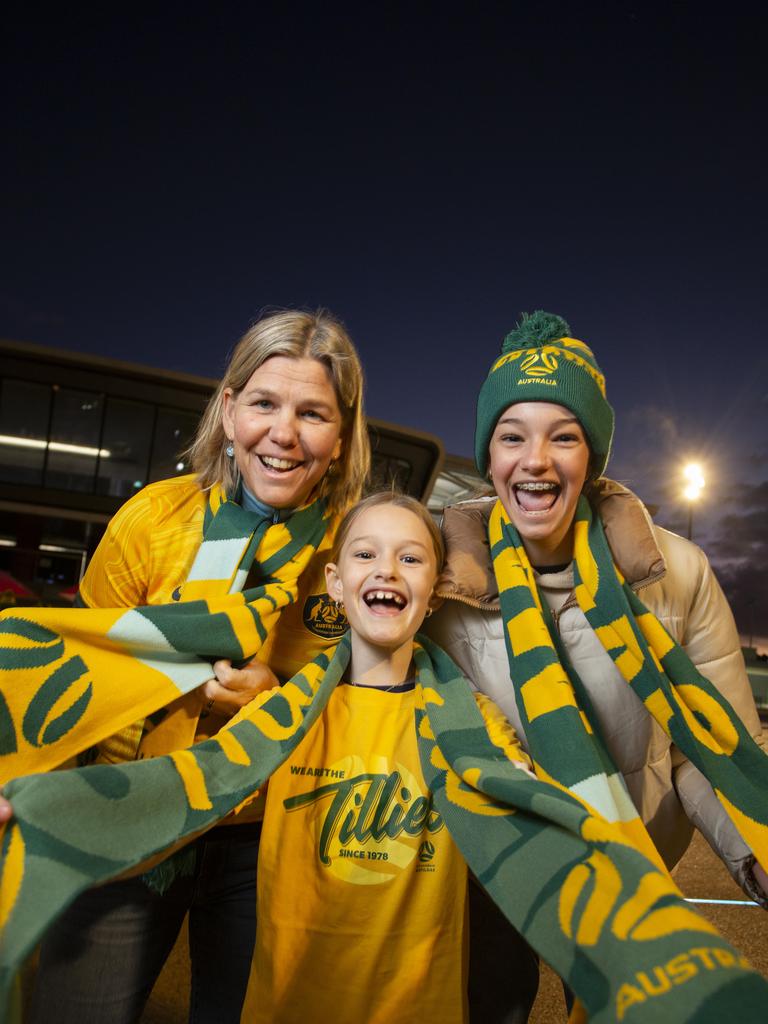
{"left": 474, "top": 311, "right": 614, "bottom": 477}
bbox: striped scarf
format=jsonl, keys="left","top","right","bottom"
{"left": 0, "top": 485, "right": 332, "bottom": 782}
{"left": 1, "top": 636, "right": 767, "bottom": 1022}
{"left": 489, "top": 494, "right": 768, "bottom": 885}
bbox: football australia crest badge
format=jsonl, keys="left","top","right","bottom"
{"left": 303, "top": 593, "right": 349, "bottom": 639}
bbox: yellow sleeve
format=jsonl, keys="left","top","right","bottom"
{"left": 77, "top": 489, "right": 155, "bottom": 764}
{"left": 79, "top": 487, "right": 154, "bottom": 609}
{"left": 79, "top": 478, "right": 206, "bottom": 766}
{"left": 474, "top": 693, "right": 533, "bottom": 771}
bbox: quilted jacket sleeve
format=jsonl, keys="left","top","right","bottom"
{"left": 655, "top": 530, "right": 767, "bottom": 902}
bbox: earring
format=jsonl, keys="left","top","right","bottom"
{"left": 425, "top": 607, "right": 433, "bottom": 618}
{"left": 226, "top": 442, "right": 235, "bottom": 458}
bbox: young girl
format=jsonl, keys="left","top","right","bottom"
{"left": 241, "top": 492, "right": 529, "bottom": 1024}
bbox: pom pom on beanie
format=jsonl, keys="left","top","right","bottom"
{"left": 502, "top": 311, "right": 572, "bottom": 352}
{"left": 474, "top": 311, "right": 614, "bottom": 477}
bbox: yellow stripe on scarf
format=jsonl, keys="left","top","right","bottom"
{"left": 0, "top": 824, "right": 25, "bottom": 931}
{"left": 170, "top": 750, "right": 213, "bottom": 811}
{"left": 714, "top": 790, "right": 768, "bottom": 864}
{"left": 520, "top": 663, "right": 577, "bottom": 722}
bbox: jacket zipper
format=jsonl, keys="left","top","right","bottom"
{"left": 550, "top": 604, "right": 562, "bottom": 633}
{"left": 634, "top": 567, "right": 666, "bottom": 592}
{"left": 435, "top": 590, "right": 500, "bottom": 612}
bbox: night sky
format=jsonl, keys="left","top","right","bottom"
{"left": 3, "top": 4, "right": 767, "bottom": 636}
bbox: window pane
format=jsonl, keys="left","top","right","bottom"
{"left": 149, "top": 408, "right": 199, "bottom": 482}
{"left": 0, "top": 378, "right": 52, "bottom": 485}
{"left": 97, "top": 398, "right": 154, "bottom": 499}
{"left": 0, "top": 509, "right": 101, "bottom": 607}
{"left": 44, "top": 387, "right": 104, "bottom": 493}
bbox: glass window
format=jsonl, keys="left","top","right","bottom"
{"left": 149, "top": 408, "right": 199, "bottom": 482}
{"left": 0, "top": 378, "right": 52, "bottom": 485}
{"left": 44, "top": 387, "right": 104, "bottom": 493}
{"left": 97, "top": 397, "right": 154, "bottom": 499}
{"left": 368, "top": 454, "right": 413, "bottom": 494}
{"left": 0, "top": 509, "right": 102, "bottom": 607}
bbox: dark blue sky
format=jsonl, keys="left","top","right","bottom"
{"left": 3, "top": 4, "right": 767, "bottom": 628}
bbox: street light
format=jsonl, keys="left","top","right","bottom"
{"left": 682, "top": 462, "right": 705, "bottom": 540}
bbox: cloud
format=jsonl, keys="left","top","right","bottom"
{"left": 708, "top": 480, "right": 768, "bottom": 636}
{"left": 744, "top": 449, "right": 768, "bottom": 472}
{"left": 714, "top": 561, "right": 767, "bottom": 643}
{"left": 709, "top": 481, "right": 768, "bottom": 562}
{"left": 625, "top": 405, "right": 682, "bottom": 451}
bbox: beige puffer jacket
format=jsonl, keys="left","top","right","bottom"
{"left": 425, "top": 479, "right": 765, "bottom": 897}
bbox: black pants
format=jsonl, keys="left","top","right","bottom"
{"left": 468, "top": 876, "right": 540, "bottom": 1024}
{"left": 30, "top": 824, "right": 261, "bottom": 1024}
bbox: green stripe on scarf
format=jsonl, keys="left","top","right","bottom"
{"left": 0, "top": 486, "right": 331, "bottom": 781}
{"left": 1, "top": 637, "right": 767, "bottom": 1022}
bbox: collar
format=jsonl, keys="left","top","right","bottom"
{"left": 239, "top": 483, "right": 294, "bottom": 524}
{"left": 435, "top": 478, "right": 666, "bottom": 612}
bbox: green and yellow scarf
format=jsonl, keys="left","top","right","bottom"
{"left": 0, "top": 484, "right": 332, "bottom": 782}
{"left": 489, "top": 493, "right": 768, "bottom": 879}
{"left": 1, "top": 635, "right": 766, "bottom": 1023}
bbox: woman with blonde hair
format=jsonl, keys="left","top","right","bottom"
{"left": 9, "top": 308, "right": 369, "bottom": 1024}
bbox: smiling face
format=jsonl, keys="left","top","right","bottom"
{"left": 489, "top": 401, "right": 591, "bottom": 565}
{"left": 222, "top": 356, "right": 343, "bottom": 509}
{"left": 325, "top": 504, "right": 438, "bottom": 658}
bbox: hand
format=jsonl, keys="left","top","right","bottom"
{"left": 0, "top": 794, "right": 13, "bottom": 823}
{"left": 198, "top": 659, "right": 279, "bottom": 718}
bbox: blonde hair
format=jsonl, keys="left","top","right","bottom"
{"left": 330, "top": 492, "right": 444, "bottom": 571}
{"left": 189, "top": 310, "right": 370, "bottom": 513}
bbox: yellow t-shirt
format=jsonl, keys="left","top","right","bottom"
{"left": 242, "top": 684, "right": 528, "bottom": 1024}
{"left": 79, "top": 475, "right": 345, "bottom": 763}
